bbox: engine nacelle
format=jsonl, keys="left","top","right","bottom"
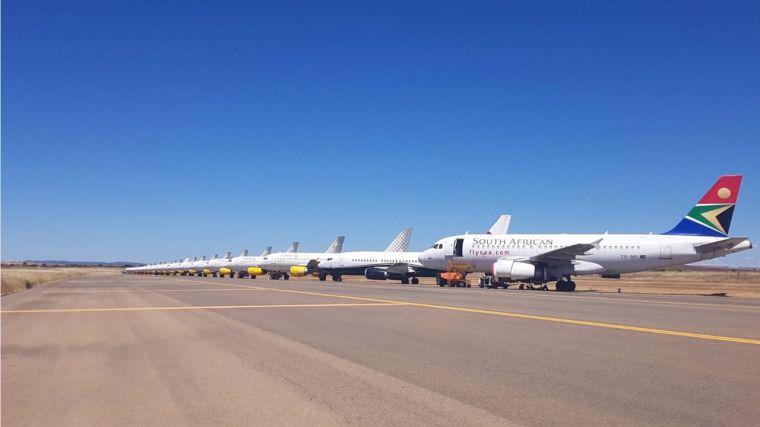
{"left": 492, "top": 259, "right": 537, "bottom": 281}
{"left": 247, "top": 267, "right": 264, "bottom": 276}
{"left": 289, "top": 266, "right": 308, "bottom": 277}
{"left": 203, "top": 269, "right": 212, "bottom": 274}
{"left": 365, "top": 267, "right": 388, "bottom": 280}
{"left": 218, "top": 267, "right": 232, "bottom": 276}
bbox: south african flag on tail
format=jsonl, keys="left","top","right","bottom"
{"left": 664, "top": 175, "right": 743, "bottom": 237}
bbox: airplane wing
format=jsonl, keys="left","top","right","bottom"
{"left": 694, "top": 237, "right": 749, "bottom": 253}
{"left": 386, "top": 263, "right": 412, "bottom": 275}
{"left": 530, "top": 239, "right": 602, "bottom": 263}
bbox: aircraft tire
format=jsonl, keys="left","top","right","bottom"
{"left": 411, "top": 277, "right": 419, "bottom": 285}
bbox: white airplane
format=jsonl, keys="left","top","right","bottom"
{"left": 418, "top": 176, "right": 752, "bottom": 291}
{"left": 188, "top": 256, "right": 207, "bottom": 276}
{"left": 225, "top": 247, "right": 273, "bottom": 279}
{"left": 259, "top": 236, "right": 345, "bottom": 280}
{"left": 195, "top": 254, "right": 219, "bottom": 277}
{"left": 208, "top": 252, "right": 234, "bottom": 277}
{"left": 317, "top": 217, "right": 514, "bottom": 284}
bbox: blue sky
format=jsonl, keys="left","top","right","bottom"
{"left": 3, "top": 1, "right": 759, "bottom": 266}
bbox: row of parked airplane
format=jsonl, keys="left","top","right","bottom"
{"left": 126, "top": 176, "right": 752, "bottom": 291}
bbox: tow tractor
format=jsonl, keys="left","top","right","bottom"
{"left": 436, "top": 271, "right": 470, "bottom": 287}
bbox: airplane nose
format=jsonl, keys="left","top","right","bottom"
{"left": 418, "top": 249, "right": 433, "bottom": 265}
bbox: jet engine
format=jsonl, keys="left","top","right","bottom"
{"left": 289, "top": 266, "right": 308, "bottom": 277}
{"left": 492, "top": 259, "right": 544, "bottom": 282}
{"left": 218, "top": 267, "right": 232, "bottom": 276}
{"left": 247, "top": 267, "right": 264, "bottom": 276}
{"left": 365, "top": 267, "right": 388, "bottom": 280}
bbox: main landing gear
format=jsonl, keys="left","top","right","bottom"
{"left": 268, "top": 272, "right": 289, "bottom": 280}
{"left": 555, "top": 277, "right": 576, "bottom": 292}
{"left": 479, "top": 275, "right": 509, "bottom": 289}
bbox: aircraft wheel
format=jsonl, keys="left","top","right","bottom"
{"left": 283, "top": 274, "right": 290, "bottom": 281}
{"left": 333, "top": 275, "right": 342, "bottom": 282}
{"left": 319, "top": 273, "right": 327, "bottom": 281}
{"left": 401, "top": 278, "right": 410, "bottom": 285}
{"left": 250, "top": 275, "right": 256, "bottom": 279}
{"left": 567, "top": 281, "right": 576, "bottom": 292}
{"left": 411, "top": 277, "right": 419, "bottom": 285}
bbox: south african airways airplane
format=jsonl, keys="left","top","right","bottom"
{"left": 418, "top": 176, "right": 752, "bottom": 291}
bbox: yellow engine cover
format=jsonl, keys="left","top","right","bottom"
{"left": 189, "top": 269, "right": 197, "bottom": 274}
{"left": 203, "top": 269, "right": 212, "bottom": 274}
{"left": 289, "top": 266, "right": 308, "bottom": 277}
{"left": 219, "top": 268, "right": 232, "bottom": 275}
{"left": 247, "top": 267, "right": 264, "bottom": 276}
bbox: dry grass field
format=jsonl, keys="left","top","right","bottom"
{"left": 1, "top": 267, "right": 122, "bottom": 296}
{"left": 574, "top": 270, "right": 760, "bottom": 298}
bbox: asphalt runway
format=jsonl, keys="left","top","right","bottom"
{"left": 3, "top": 274, "right": 760, "bottom": 426}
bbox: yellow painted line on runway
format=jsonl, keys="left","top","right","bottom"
{"left": 44, "top": 288, "right": 272, "bottom": 294}
{"left": 234, "top": 283, "right": 760, "bottom": 346}
{"left": 0, "top": 302, "right": 406, "bottom": 314}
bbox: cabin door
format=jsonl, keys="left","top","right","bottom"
{"left": 659, "top": 240, "right": 672, "bottom": 259}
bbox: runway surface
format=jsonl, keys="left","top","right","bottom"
{"left": 3, "top": 274, "right": 760, "bottom": 426}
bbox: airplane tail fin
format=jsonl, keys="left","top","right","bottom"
{"left": 325, "top": 236, "right": 345, "bottom": 253}
{"left": 385, "top": 228, "right": 413, "bottom": 252}
{"left": 286, "top": 242, "right": 299, "bottom": 253}
{"left": 487, "top": 215, "right": 511, "bottom": 234}
{"left": 260, "top": 246, "right": 272, "bottom": 257}
{"left": 664, "top": 175, "right": 742, "bottom": 237}
{"left": 241, "top": 249, "right": 249, "bottom": 257}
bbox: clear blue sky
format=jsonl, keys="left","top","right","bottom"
{"left": 3, "top": 1, "right": 759, "bottom": 266}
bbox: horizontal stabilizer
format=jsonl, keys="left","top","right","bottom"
{"left": 694, "top": 237, "right": 749, "bottom": 253}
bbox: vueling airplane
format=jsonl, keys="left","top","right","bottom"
{"left": 317, "top": 217, "right": 514, "bottom": 284}
{"left": 418, "top": 176, "right": 752, "bottom": 291}
{"left": 259, "top": 236, "right": 345, "bottom": 280}
{"left": 316, "top": 228, "right": 420, "bottom": 283}
{"left": 226, "top": 247, "right": 273, "bottom": 279}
